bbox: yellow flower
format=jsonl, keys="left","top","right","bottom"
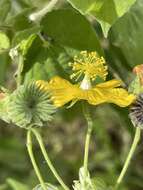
{"left": 36, "top": 51, "right": 135, "bottom": 108}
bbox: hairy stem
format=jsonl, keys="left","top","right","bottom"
{"left": 31, "top": 128, "right": 70, "bottom": 190}
{"left": 116, "top": 127, "right": 141, "bottom": 188}
{"left": 82, "top": 103, "right": 93, "bottom": 177}
{"left": 16, "top": 54, "right": 23, "bottom": 87}
{"left": 26, "top": 130, "right": 47, "bottom": 190}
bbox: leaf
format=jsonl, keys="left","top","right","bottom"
{"left": 92, "top": 178, "right": 108, "bottom": 190}
{"left": 20, "top": 9, "right": 103, "bottom": 82}
{"left": 19, "top": 34, "right": 37, "bottom": 56}
{"left": 33, "top": 183, "right": 60, "bottom": 190}
{"left": 7, "top": 178, "right": 30, "bottom": 190}
{"left": 22, "top": 36, "right": 77, "bottom": 82}
{"left": 0, "top": 93, "right": 11, "bottom": 123}
{"left": 27, "top": 0, "right": 50, "bottom": 8}
{"left": 12, "top": 26, "right": 41, "bottom": 46}
{"left": 0, "top": 0, "right": 11, "bottom": 24}
{"left": 23, "top": 43, "right": 72, "bottom": 82}
{"left": 21, "top": 36, "right": 55, "bottom": 81}
{"left": 0, "top": 32, "right": 10, "bottom": 53}
{"left": 41, "top": 9, "right": 103, "bottom": 55}
{"left": 67, "top": 0, "right": 136, "bottom": 36}
{"left": 108, "top": 0, "right": 143, "bottom": 67}
{"left": 66, "top": 0, "right": 105, "bottom": 14}
{"left": 0, "top": 53, "right": 9, "bottom": 84}
{"left": 7, "top": 8, "right": 35, "bottom": 31}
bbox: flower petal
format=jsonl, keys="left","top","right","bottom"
{"left": 86, "top": 87, "right": 135, "bottom": 107}
{"left": 37, "top": 76, "right": 82, "bottom": 107}
{"left": 96, "top": 79, "right": 122, "bottom": 88}
{"left": 37, "top": 77, "right": 135, "bottom": 107}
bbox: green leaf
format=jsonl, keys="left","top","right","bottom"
{"left": 19, "top": 34, "right": 37, "bottom": 56}
{"left": 41, "top": 9, "right": 103, "bottom": 55}
{"left": 21, "top": 9, "right": 103, "bottom": 82}
{"left": 0, "top": 0, "right": 11, "bottom": 24}
{"left": 21, "top": 36, "right": 75, "bottom": 81}
{"left": 0, "top": 32, "right": 10, "bottom": 53}
{"left": 21, "top": 36, "right": 56, "bottom": 81}
{"left": 67, "top": 0, "right": 136, "bottom": 36}
{"left": 92, "top": 178, "right": 108, "bottom": 190}
{"left": 0, "top": 93, "right": 11, "bottom": 123}
{"left": 109, "top": 0, "right": 143, "bottom": 67}
{"left": 12, "top": 26, "right": 41, "bottom": 46}
{"left": 66, "top": 0, "right": 105, "bottom": 14}
{"left": 27, "top": 0, "right": 50, "bottom": 8}
{"left": 33, "top": 183, "right": 60, "bottom": 190}
{"left": 7, "top": 8, "right": 35, "bottom": 31}
{"left": 7, "top": 178, "right": 30, "bottom": 190}
{"left": 0, "top": 53, "right": 10, "bottom": 84}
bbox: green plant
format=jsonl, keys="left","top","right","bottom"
{"left": 0, "top": 0, "right": 143, "bottom": 190}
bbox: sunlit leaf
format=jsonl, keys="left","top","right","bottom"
{"left": 12, "top": 26, "right": 41, "bottom": 46}
{"left": 0, "top": 32, "right": 10, "bottom": 53}
{"left": 67, "top": 0, "right": 136, "bottom": 36}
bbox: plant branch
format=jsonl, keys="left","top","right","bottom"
{"left": 116, "top": 127, "right": 141, "bottom": 189}
{"left": 31, "top": 128, "right": 70, "bottom": 190}
{"left": 26, "top": 130, "right": 47, "bottom": 190}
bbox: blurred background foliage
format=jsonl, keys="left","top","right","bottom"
{"left": 0, "top": 0, "right": 143, "bottom": 189}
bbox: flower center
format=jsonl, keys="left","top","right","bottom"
{"left": 69, "top": 51, "right": 107, "bottom": 82}
{"left": 80, "top": 75, "right": 91, "bottom": 90}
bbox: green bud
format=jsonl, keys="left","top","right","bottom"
{"left": 0, "top": 82, "right": 56, "bottom": 129}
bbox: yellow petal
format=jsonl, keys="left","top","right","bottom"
{"left": 96, "top": 79, "right": 122, "bottom": 88}
{"left": 36, "top": 77, "right": 135, "bottom": 108}
{"left": 86, "top": 87, "right": 135, "bottom": 107}
{"left": 46, "top": 76, "right": 82, "bottom": 107}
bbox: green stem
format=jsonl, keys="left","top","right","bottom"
{"left": 17, "top": 54, "right": 23, "bottom": 87}
{"left": 26, "top": 130, "right": 47, "bottom": 190}
{"left": 82, "top": 103, "right": 93, "bottom": 177}
{"left": 116, "top": 127, "right": 141, "bottom": 188}
{"left": 31, "top": 128, "right": 70, "bottom": 190}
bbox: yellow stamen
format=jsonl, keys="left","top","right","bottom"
{"left": 69, "top": 51, "right": 107, "bottom": 81}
